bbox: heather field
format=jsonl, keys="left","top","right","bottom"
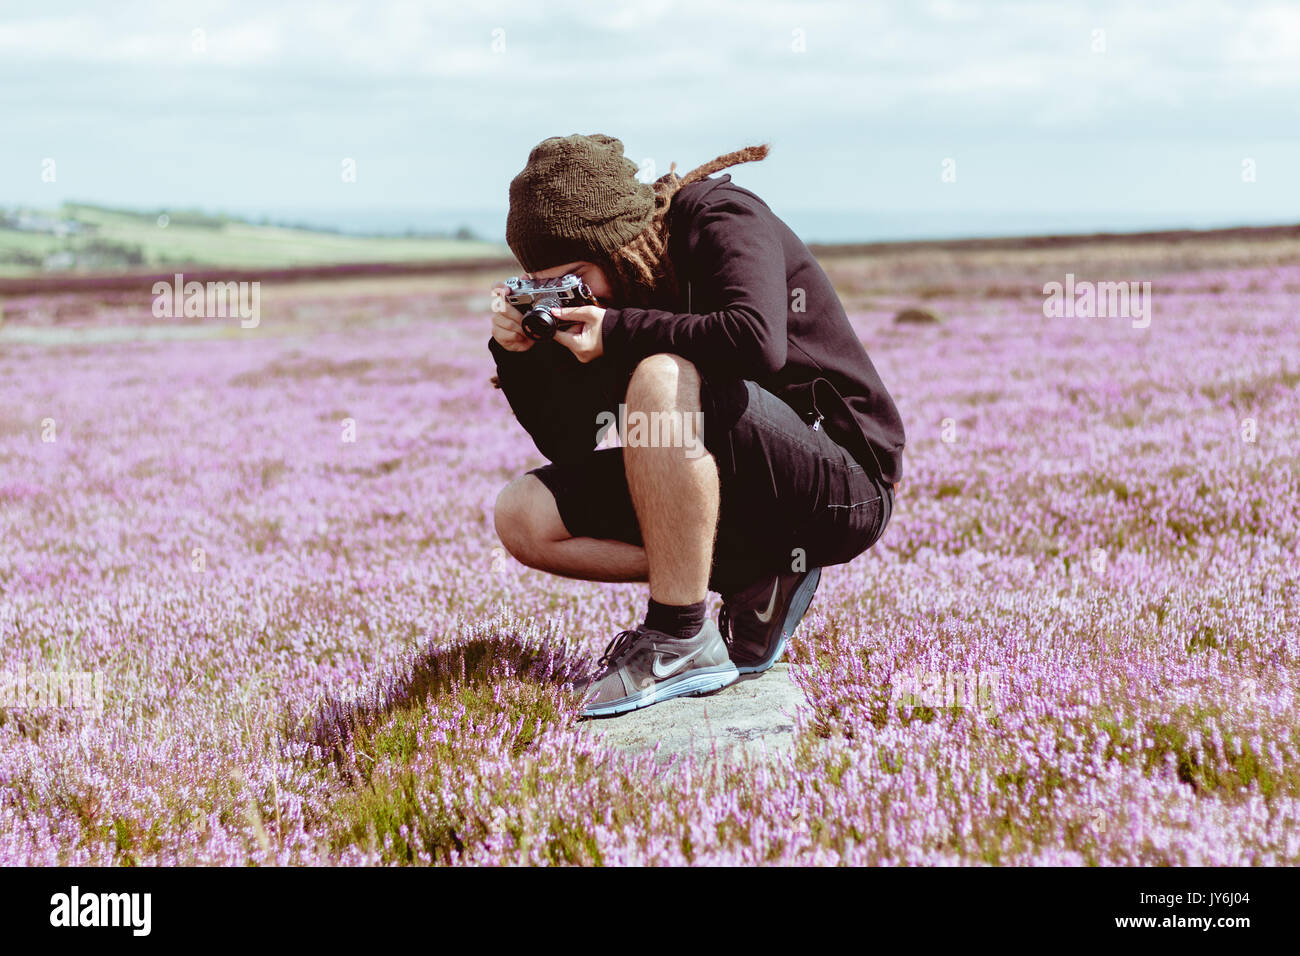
{"left": 2, "top": 235, "right": 1299, "bottom": 866}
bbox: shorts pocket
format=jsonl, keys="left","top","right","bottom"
{"left": 815, "top": 455, "right": 883, "bottom": 566}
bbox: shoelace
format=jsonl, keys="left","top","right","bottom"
{"left": 597, "top": 627, "right": 648, "bottom": 669}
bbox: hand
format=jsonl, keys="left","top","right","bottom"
{"left": 553, "top": 305, "right": 606, "bottom": 363}
{"left": 490, "top": 282, "right": 534, "bottom": 352}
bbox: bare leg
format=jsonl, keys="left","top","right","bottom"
{"left": 622, "top": 354, "right": 719, "bottom": 605}
{"left": 494, "top": 474, "right": 649, "bottom": 582}
{"left": 494, "top": 354, "right": 718, "bottom": 600}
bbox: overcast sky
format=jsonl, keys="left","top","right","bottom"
{"left": 2, "top": 0, "right": 1297, "bottom": 239}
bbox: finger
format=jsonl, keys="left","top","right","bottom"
{"left": 554, "top": 331, "right": 591, "bottom": 362}
{"left": 552, "top": 305, "right": 584, "bottom": 327}
{"left": 493, "top": 325, "right": 531, "bottom": 350}
{"left": 554, "top": 325, "right": 590, "bottom": 355}
{"left": 492, "top": 312, "right": 525, "bottom": 337}
{"left": 492, "top": 319, "right": 526, "bottom": 346}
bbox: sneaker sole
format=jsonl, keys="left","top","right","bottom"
{"left": 734, "top": 567, "right": 822, "bottom": 675}
{"left": 581, "top": 663, "right": 740, "bottom": 718}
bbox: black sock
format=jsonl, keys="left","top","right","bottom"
{"left": 644, "top": 598, "right": 706, "bottom": 639}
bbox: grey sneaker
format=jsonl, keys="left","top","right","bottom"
{"left": 719, "top": 567, "right": 822, "bottom": 674}
{"left": 580, "top": 619, "right": 739, "bottom": 718}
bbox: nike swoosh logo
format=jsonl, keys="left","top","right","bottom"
{"left": 651, "top": 646, "right": 704, "bottom": 679}
{"left": 754, "top": 581, "right": 780, "bottom": 623}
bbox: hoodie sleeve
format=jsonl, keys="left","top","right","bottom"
{"left": 599, "top": 190, "right": 789, "bottom": 381}
{"left": 488, "top": 336, "right": 613, "bottom": 465}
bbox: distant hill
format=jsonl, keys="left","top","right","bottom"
{"left": 0, "top": 201, "right": 509, "bottom": 277}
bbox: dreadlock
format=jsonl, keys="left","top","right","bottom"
{"left": 601, "top": 143, "right": 771, "bottom": 308}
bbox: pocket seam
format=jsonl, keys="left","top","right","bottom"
{"left": 827, "top": 495, "right": 881, "bottom": 510}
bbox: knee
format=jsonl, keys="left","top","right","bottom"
{"left": 493, "top": 475, "right": 559, "bottom": 567}
{"left": 627, "top": 353, "right": 699, "bottom": 408}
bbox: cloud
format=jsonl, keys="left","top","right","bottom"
{"left": 0, "top": 0, "right": 1295, "bottom": 225}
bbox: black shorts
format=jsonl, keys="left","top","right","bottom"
{"left": 526, "top": 377, "right": 895, "bottom": 597}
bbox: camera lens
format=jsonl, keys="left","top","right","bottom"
{"left": 521, "top": 308, "right": 557, "bottom": 341}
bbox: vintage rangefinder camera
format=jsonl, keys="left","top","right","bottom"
{"left": 502, "top": 273, "right": 596, "bottom": 341}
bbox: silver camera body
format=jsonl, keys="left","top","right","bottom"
{"left": 503, "top": 273, "right": 596, "bottom": 341}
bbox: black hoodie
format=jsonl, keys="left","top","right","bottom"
{"left": 489, "top": 174, "right": 906, "bottom": 485}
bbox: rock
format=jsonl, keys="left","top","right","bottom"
{"left": 893, "top": 306, "right": 943, "bottom": 325}
{"left": 574, "top": 662, "right": 807, "bottom": 768}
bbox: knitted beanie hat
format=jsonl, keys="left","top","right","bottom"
{"left": 506, "top": 133, "right": 656, "bottom": 273}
